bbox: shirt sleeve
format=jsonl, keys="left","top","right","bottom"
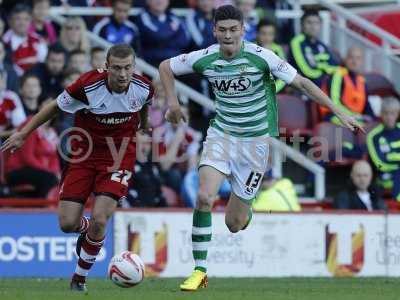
{"left": 169, "top": 49, "right": 204, "bottom": 76}
{"left": 260, "top": 48, "right": 297, "bottom": 84}
{"left": 56, "top": 90, "right": 88, "bottom": 113}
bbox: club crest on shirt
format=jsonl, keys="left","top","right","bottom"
{"left": 60, "top": 93, "right": 73, "bottom": 105}
{"left": 128, "top": 97, "right": 141, "bottom": 110}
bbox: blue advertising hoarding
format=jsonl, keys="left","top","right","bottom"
{"left": 0, "top": 211, "right": 113, "bottom": 277}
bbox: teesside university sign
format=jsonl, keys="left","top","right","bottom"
{"left": 1, "top": 211, "right": 400, "bottom": 277}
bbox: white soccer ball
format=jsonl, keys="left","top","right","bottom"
{"left": 108, "top": 251, "right": 145, "bottom": 288}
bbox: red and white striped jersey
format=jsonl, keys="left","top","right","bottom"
{"left": 56, "top": 69, "right": 154, "bottom": 165}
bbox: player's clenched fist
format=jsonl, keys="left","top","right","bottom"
{"left": 1, "top": 131, "right": 27, "bottom": 153}
{"left": 165, "top": 105, "right": 187, "bottom": 124}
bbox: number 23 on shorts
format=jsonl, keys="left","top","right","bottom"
{"left": 111, "top": 170, "right": 132, "bottom": 186}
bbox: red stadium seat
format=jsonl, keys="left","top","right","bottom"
{"left": 277, "top": 94, "right": 312, "bottom": 136}
{"left": 312, "top": 122, "right": 356, "bottom": 166}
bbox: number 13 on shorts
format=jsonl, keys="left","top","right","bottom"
{"left": 111, "top": 170, "right": 132, "bottom": 186}
{"left": 244, "top": 171, "right": 263, "bottom": 195}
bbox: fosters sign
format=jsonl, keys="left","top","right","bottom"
{"left": 114, "top": 212, "right": 400, "bottom": 277}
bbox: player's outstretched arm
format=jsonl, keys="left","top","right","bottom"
{"left": 159, "top": 59, "right": 186, "bottom": 124}
{"left": 290, "top": 74, "right": 365, "bottom": 133}
{"left": 1, "top": 100, "right": 59, "bottom": 152}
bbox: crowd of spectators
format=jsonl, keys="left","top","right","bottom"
{"left": 0, "top": 0, "right": 398, "bottom": 210}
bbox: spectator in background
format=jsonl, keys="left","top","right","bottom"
{"left": 0, "top": 69, "right": 26, "bottom": 138}
{"left": 5, "top": 106, "right": 60, "bottom": 198}
{"left": 68, "top": 49, "right": 90, "bottom": 74}
{"left": 334, "top": 160, "right": 385, "bottom": 210}
{"left": 93, "top": 0, "right": 141, "bottom": 54}
{"left": 135, "top": 0, "right": 191, "bottom": 66}
{"left": 367, "top": 97, "right": 400, "bottom": 201}
{"left": 0, "top": 41, "right": 19, "bottom": 93}
{"left": 0, "top": 18, "right": 5, "bottom": 37}
{"left": 181, "top": 157, "right": 231, "bottom": 208}
{"left": 320, "top": 47, "right": 374, "bottom": 125}
{"left": 253, "top": 175, "right": 301, "bottom": 212}
{"left": 28, "top": 0, "right": 57, "bottom": 45}
{"left": 56, "top": 68, "right": 81, "bottom": 165}
{"left": 257, "top": 19, "right": 285, "bottom": 93}
{"left": 19, "top": 73, "right": 42, "bottom": 116}
{"left": 236, "top": 0, "right": 259, "bottom": 42}
{"left": 124, "top": 132, "right": 167, "bottom": 207}
{"left": 2, "top": 4, "right": 48, "bottom": 75}
{"left": 28, "top": 44, "right": 66, "bottom": 99}
{"left": 59, "top": 16, "right": 91, "bottom": 55}
{"left": 90, "top": 46, "right": 106, "bottom": 69}
{"left": 154, "top": 107, "right": 201, "bottom": 193}
{"left": 185, "top": 0, "right": 216, "bottom": 50}
{"left": 288, "top": 9, "right": 338, "bottom": 87}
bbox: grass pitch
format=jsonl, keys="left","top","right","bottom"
{"left": 0, "top": 278, "right": 399, "bottom": 300}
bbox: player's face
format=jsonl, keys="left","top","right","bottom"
{"left": 113, "top": 1, "right": 130, "bottom": 24}
{"left": 106, "top": 55, "right": 135, "bottom": 93}
{"left": 214, "top": 20, "right": 244, "bottom": 56}
{"left": 257, "top": 25, "right": 275, "bottom": 46}
{"left": 302, "top": 16, "right": 321, "bottom": 39}
{"left": 381, "top": 108, "right": 399, "bottom": 129}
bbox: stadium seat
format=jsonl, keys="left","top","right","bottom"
{"left": 365, "top": 73, "right": 399, "bottom": 98}
{"left": 277, "top": 94, "right": 312, "bottom": 136}
{"left": 312, "top": 122, "right": 357, "bottom": 166}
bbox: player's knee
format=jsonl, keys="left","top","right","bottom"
{"left": 59, "top": 217, "right": 79, "bottom": 233}
{"left": 196, "top": 190, "right": 213, "bottom": 211}
{"left": 90, "top": 214, "right": 108, "bottom": 234}
{"left": 225, "top": 216, "right": 244, "bottom": 233}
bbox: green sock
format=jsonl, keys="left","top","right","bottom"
{"left": 192, "top": 209, "right": 211, "bottom": 273}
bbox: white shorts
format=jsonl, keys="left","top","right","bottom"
{"left": 199, "top": 127, "right": 269, "bottom": 203}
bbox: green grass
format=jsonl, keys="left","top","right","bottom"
{"left": 1, "top": 278, "right": 400, "bottom": 300}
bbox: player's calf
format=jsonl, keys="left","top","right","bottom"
{"left": 195, "top": 190, "right": 214, "bottom": 212}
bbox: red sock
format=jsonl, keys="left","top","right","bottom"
{"left": 72, "top": 233, "right": 104, "bottom": 283}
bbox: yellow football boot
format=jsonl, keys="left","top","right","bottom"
{"left": 180, "top": 270, "right": 208, "bottom": 291}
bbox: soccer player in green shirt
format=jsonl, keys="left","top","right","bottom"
{"left": 159, "top": 5, "right": 363, "bottom": 291}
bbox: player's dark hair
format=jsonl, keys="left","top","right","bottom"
{"left": 301, "top": 9, "right": 321, "bottom": 24}
{"left": 106, "top": 44, "right": 135, "bottom": 62}
{"left": 257, "top": 19, "right": 277, "bottom": 32}
{"left": 214, "top": 5, "right": 243, "bottom": 25}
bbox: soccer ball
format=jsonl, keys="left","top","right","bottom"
{"left": 108, "top": 251, "right": 145, "bottom": 288}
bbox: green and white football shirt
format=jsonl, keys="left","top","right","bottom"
{"left": 170, "top": 41, "right": 297, "bottom": 137}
